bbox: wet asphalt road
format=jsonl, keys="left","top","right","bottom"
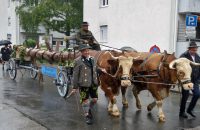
{"left": 0, "top": 65, "right": 200, "bottom": 130}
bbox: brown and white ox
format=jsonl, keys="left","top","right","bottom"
{"left": 121, "top": 51, "right": 200, "bottom": 122}
{"left": 93, "top": 50, "right": 140, "bottom": 116}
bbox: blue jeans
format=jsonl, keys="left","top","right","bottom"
{"left": 180, "top": 83, "right": 200, "bottom": 114}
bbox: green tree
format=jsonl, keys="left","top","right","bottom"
{"left": 16, "top": 0, "right": 83, "bottom": 35}
{"left": 15, "top": 0, "right": 41, "bottom": 33}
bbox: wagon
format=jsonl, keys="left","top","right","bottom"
{"left": 7, "top": 44, "right": 78, "bottom": 98}
{"left": 8, "top": 58, "right": 38, "bottom": 80}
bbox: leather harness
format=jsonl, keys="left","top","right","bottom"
{"left": 133, "top": 53, "right": 191, "bottom": 86}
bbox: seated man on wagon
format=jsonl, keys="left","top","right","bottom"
{"left": 76, "top": 22, "right": 101, "bottom": 51}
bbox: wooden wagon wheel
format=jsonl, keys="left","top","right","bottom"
{"left": 8, "top": 59, "right": 17, "bottom": 80}
{"left": 56, "top": 71, "right": 69, "bottom": 98}
{"left": 29, "top": 64, "right": 38, "bottom": 79}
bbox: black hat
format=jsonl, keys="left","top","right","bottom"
{"left": 78, "top": 44, "right": 91, "bottom": 51}
{"left": 82, "top": 22, "right": 89, "bottom": 26}
{"left": 188, "top": 41, "right": 199, "bottom": 48}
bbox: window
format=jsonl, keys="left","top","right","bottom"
{"left": 52, "top": 41, "right": 63, "bottom": 46}
{"left": 52, "top": 41, "right": 56, "bottom": 46}
{"left": 100, "top": 0, "right": 108, "bottom": 7}
{"left": 100, "top": 25, "right": 108, "bottom": 42}
{"left": 7, "top": 34, "right": 11, "bottom": 41}
{"left": 8, "top": 0, "right": 10, "bottom": 7}
{"left": 8, "top": 17, "right": 11, "bottom": 26}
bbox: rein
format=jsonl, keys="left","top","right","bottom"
{"left": 130, "top": 78, "right": 177, "bottom": 86}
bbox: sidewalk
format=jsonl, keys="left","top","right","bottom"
{"left": 0, "top": 103, "right": 47, "bottom": 130}
{"left": 185, "top": 127, "right": 200, "bottom": 130}
{"left": 0, "top": 67, "right": 47, "bottom": 130}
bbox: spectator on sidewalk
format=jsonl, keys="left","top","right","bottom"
{"left": 1, "top": 44, "right": 12, "bottom": 70}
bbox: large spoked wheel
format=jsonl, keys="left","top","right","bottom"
{"left": 8, "top": 59, "right": 17, "bottom": 80}
{"left": 30, "top": 66, "right": 38, "bottom": 79}
{"left": 56, "top": 71, "right": 69, "bottom": 98}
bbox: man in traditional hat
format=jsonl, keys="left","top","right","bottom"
{"left": 179, "top": 41, "right": 200, "bottom": 118}
{"left": 76, "top": 22, "right": 101, "bottom": 51}
{"left": 72, "top": 44, "right": 105, "bottom": 124}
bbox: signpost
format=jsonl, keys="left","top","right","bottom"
{"left": 185, "top": 15, "right": 198, "bottom": 39}
{"left": 186, "top": 15, "right": 198, "bottom": 27}
{"left": 149, "top": 45, "right": 160, "bottom": 53}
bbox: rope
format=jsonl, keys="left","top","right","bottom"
{"left": 131, "top": 79, "right": 177, "bottom": 86}
{"left": 98, "top": 43, "right": 123, "bottom": 51}
{"left": 132, "top": 75, "right": 158, "bottom": 78}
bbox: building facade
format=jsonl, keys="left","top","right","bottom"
{"left": 84, "top": 0, "right": 178, "bottom": 53}
{"left": 84, "top": 0, "right": 200, "bottom": 56}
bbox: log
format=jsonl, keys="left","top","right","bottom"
{"left": 53, "top": 52, "right": 62, "bottom": 62}
{"left": 13, "top": 44, "right": 81, "bottom": 65}
{"left": 43, "top": 51, "right": 56, "bottom": 61}
{"left": 29, "top": 49, "right": 40, "bottom": 57}
{"left": 26, "top": 48, "right": 32, "bottom": 56}
{"left": 36, "top": 50, "right": 45, "bottom": 59}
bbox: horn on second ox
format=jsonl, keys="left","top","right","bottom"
{"left": 169, "top": 60, "right": 177, "bottom": 69}
{"left": 190, "top": 61, "right": 200, "bottom": 66}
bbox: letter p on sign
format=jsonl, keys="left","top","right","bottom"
{"left": 186, "top": 15, "right": 198, "bottom": 27}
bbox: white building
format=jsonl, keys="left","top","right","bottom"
{"left": 84, "top": 0, "right": 200, "bottom": 56}
{"left": 0, "top": 0, "right": 65, "bottom": 49}
{"left": 0, "top": 0, "right": 20, "bottom": 44}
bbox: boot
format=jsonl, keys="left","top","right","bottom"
{"left": 85, "top": 114, "right": 93, "bottom": 125}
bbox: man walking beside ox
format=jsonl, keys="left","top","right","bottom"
{"left": 179, "top": 41, "right": 200, "bottom": 118}
{"left": 72, "top": 44, "right": 105, "bottom": 125}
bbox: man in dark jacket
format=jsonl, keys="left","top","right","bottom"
{"left": 1, "top": 44, "right": 11, "bottom": 61}
{"left": 179, "top": 41, "right": 200, "bottom": 118}
{"left": 76, "top": 22, "right": 101, "bottom": 51}
{"left": 72, "top": 44, "right": 105, "bottom": 124}
{"left": 1, "top": 44, "right": 12, "bottom": 70}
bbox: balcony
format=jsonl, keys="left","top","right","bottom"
{"left": 179, "top": 0, "right": 200, "bottom": 13}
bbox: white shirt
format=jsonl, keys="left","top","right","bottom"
{"left": 191, "top": 55, "right": 195, "bottom": 62}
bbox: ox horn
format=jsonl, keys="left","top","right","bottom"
{"left": 169, "top": 60, "right": 177, "bottom": 69}
{"left": 190, "top": 61, "right": 200, "bottom": 66}
{"left": 133, "top": 56, "right": 140, "bottom": 60}
{"left": 103, "top": 51, "right": 120, "bottom": 78}
{"left": 107, "top": 51, "right": 119, "bottom": 60}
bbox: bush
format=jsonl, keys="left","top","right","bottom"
{"left": 23, "top": 39, "right": 36, "bottom": 48}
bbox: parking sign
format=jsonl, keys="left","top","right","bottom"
{"left": 186, "top": 15, "right": 198, "bottom": 27}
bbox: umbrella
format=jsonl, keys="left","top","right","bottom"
{"left": 0, "top": 40, "right": 12, "bottom": 46}
{"left": 120, "top": 46, "right": 137, "bottom": 52}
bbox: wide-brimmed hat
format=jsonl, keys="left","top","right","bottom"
{"left": 78, "top": 44, "right": 91, "bottom": 51}
{"left": 82, "top": 22, "right": 89, "bottom": 26}
{"left": 188, "top": 41, "right": 199, "bottom": 48}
